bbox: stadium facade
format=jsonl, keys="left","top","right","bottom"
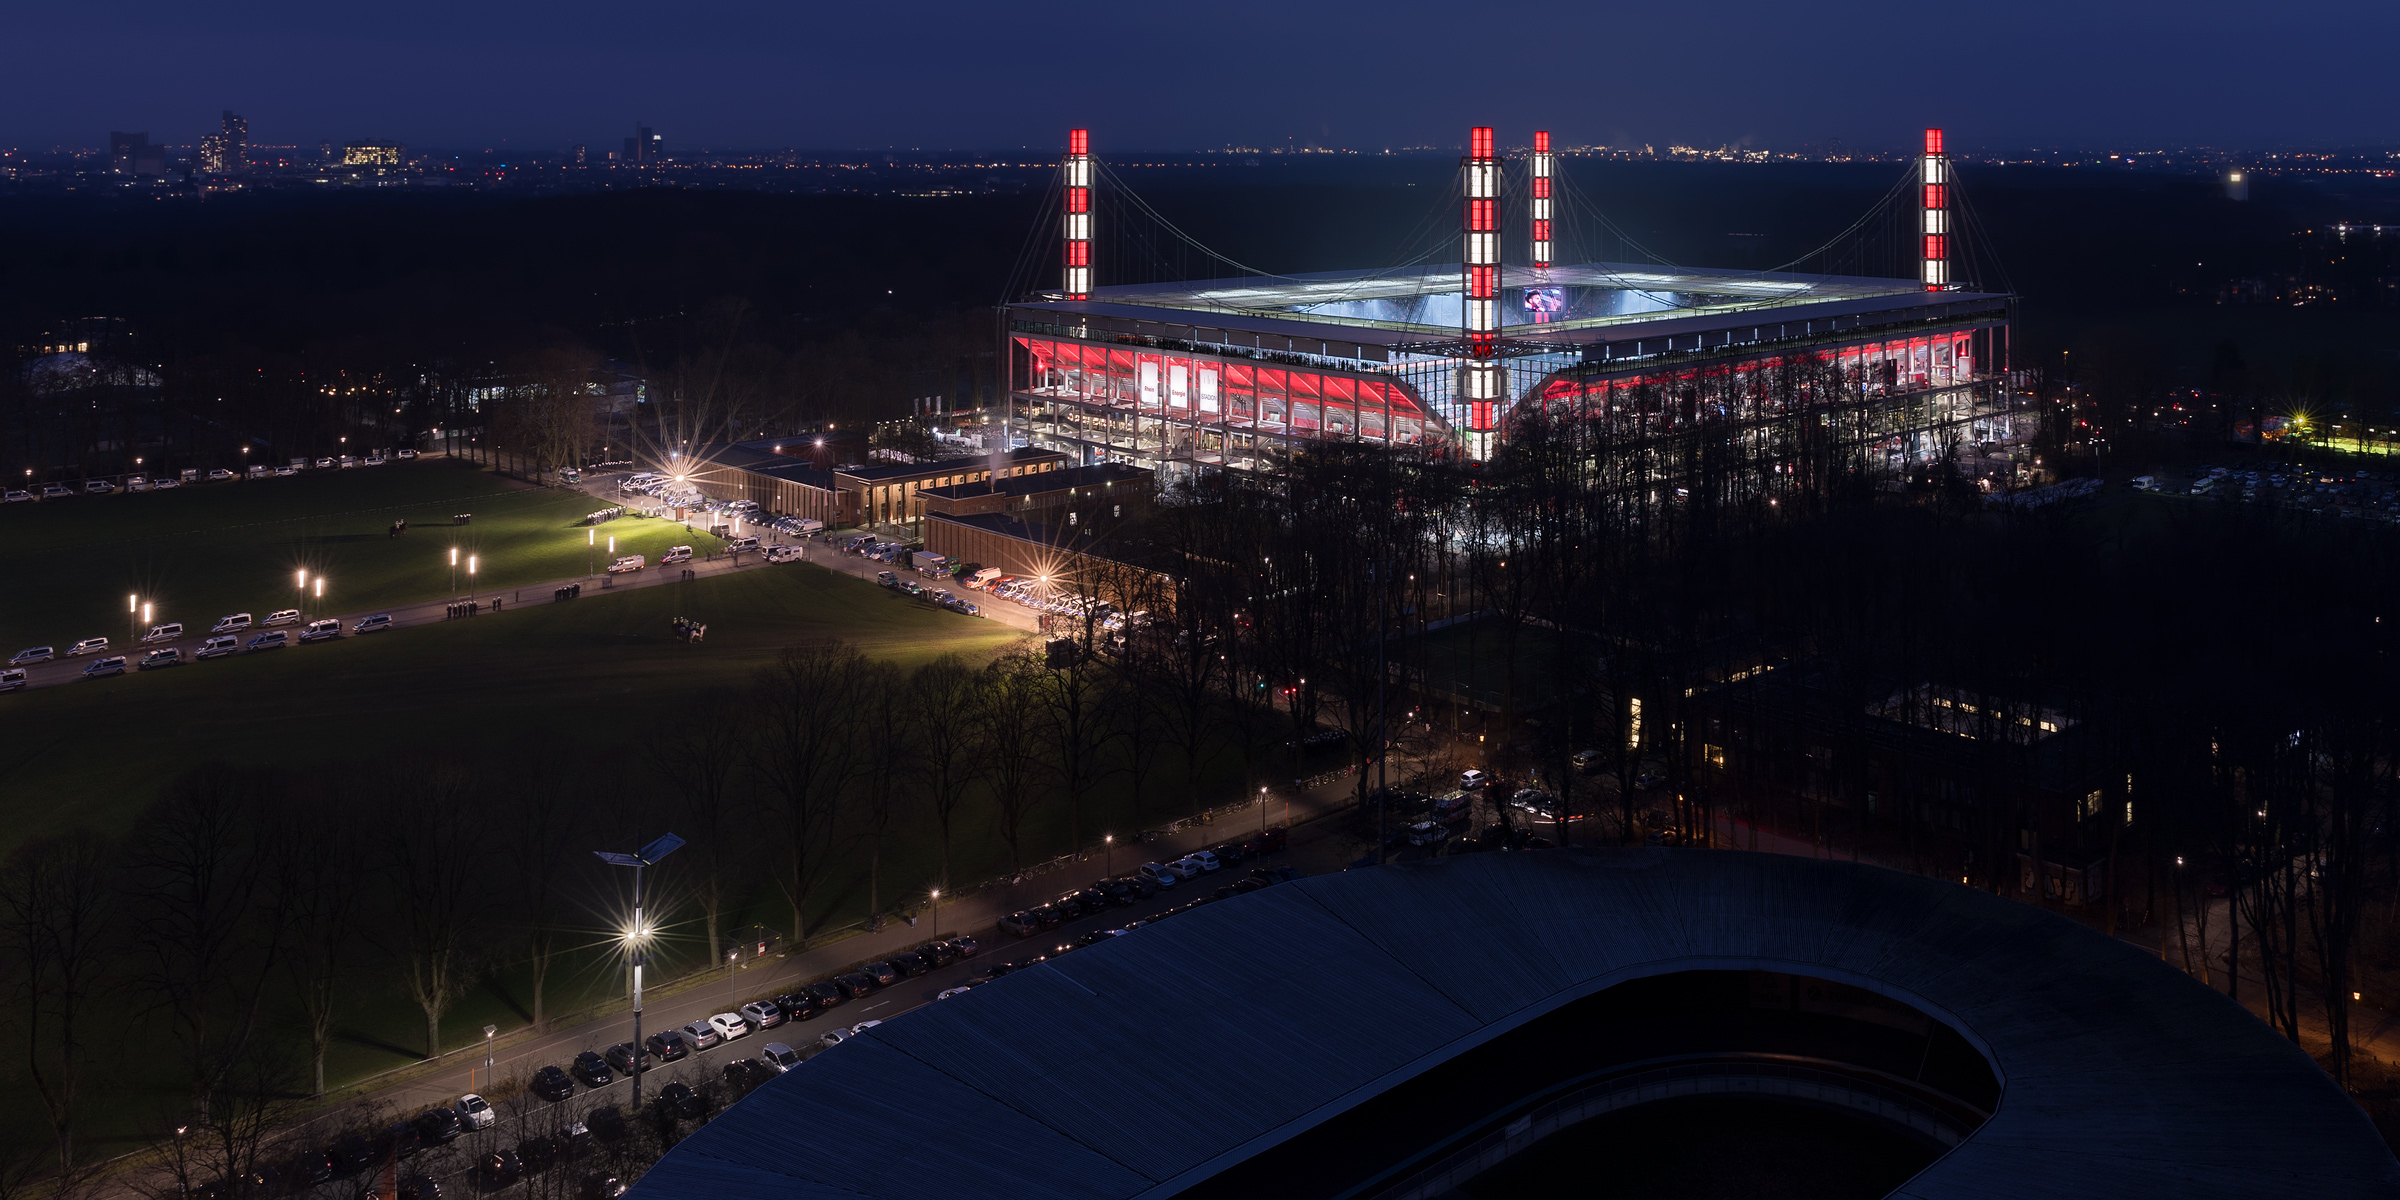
{"left": 1009, "top": 128, "right": 2019, "bottom": 478}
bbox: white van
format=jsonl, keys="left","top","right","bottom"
{"left": 609, "top": 555, "right": 645, "bottom": 574}
{"left": 726, "top": 536, "right": 760, "bottom": 553}
{"left": 262, "top": 609, "right": 301, "bottom": 626}
{"left": 196, "top": 636, "right": 239, "bottom": 660}
{"left": 2131, "top": 475, "right": 2157, "bottom": 491}
{"left": 299, "top": 619, "right": 341, "bottom": 643}
{"left": 353, "top": 614, "right": 393, "bottom": 634}
{"left": 68, "top": 637, "right": 109, "bottom": 656}
{"left": 212, "top": 613, "right": 253, "bottom": 634}
{"left": 968, "top": 567, "right": 1003, "bottom": 590}
{"left": 141, "top": 623, "right": 184, "bottom": 643}
{"left": 660, "top": 546, "right": 693, "bottom": 565}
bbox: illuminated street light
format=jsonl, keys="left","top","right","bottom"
{"left": 593, "top": 833, "right": 684, "bottom": 1112}
{"left": 468, "top": 556, "right": 478, "bottom": 606}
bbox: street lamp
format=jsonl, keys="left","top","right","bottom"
{"left": 593, "top": 833, "right": 684, "bottom": 1113}
{"left": 1103, "top": 834, "right": 1112, "bottom": 878}
{"left": 449, "top": 547, "right": 458, "bottom": 600}
{"left": 128, "top": 593, "right": 138, "bottom": 643}
{"left": 929, "top": 888, "right": 940, "bottom": 942}
{"left": 588, "top": 527, "right": 595, "bottom": 579}
{"left": 483, "top": 1024, "right": 496, "bottom": 1091}
{"left": 467, "top": 555, "right": 477, "bottom": 604}
{"left": 313, "top": 575, "right": 324, "bottom": 618}
{"left": 728, "top": 949, "right": 740, "bottom": 1006}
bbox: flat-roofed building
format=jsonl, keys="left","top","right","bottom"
{"left": 917, "top": 462, "right": 1151, "bottom": 520}
{"left": 678, "top": 439, "right": 1071, "bottom": 532}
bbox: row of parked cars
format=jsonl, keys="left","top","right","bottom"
{"left": 4, "top": 612, "right": 393, "bottom": 690}
{"left": 2, "top": 452, "right": 420, "bottom": 503}
{"left": 872, "top": 572, "right": 983, "bottom": 616}
{"left": 998, "top": 827, "right": 1289, "bottom": 937}
{"left": 987, "top": 863, "right": 1303, "bottom": 979}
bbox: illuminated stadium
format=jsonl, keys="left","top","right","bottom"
{"left": 1008, "top": 128, "right": 2021, "bottom": 476}
{"left": 635, "top": 850, "right": 2399, "bottom": 1199}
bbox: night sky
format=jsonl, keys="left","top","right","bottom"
{"left": 10, "top": 0, "right": 2398, "bottom": 152}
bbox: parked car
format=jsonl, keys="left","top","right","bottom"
{"left": 739, "top": 999, "right": 784, "bottom": 1030}
{"left": 937, "top": 985, "right": 975, "bottom": 1000}
{"left": 211, "top": 613, "right": 253, "bottom": 634}
{"left": 924, "top": 939, "right": 962, "bottom": 967}
{"left": 656, "top": 1082, "right": 705, "bottom": 1121}
{"left": 196, "top": 635, "right": 238, "bottom": 659}
{"left": 602, "top": 1042, "right": 649, "bottom": 1074}
{"left": 67, "top": 636, "right": 108, "bottom": 656}
{"left": 1459, "top": 769, "right": 1489, "bottom": 790}
{"left": 607, "top": 555, "right": 645, "bottom": 574}
{"left": 455, "top": 1093, "right": 494, "bottom": 1131}
{"left": 888, "top": 951, "right": 930, "bottom": 978}
{"left": 246, "top": 631, "right": 288, "bottom": 652}
{"left": 84, "top": 480, "right": 114, "bottom": 494}
{"left": 758, "top": 1042, "right": 800, "bottom": 1073}
{"left": 1166, "top": 857, "right": 1206, "bottom": 879}
{"left": 530, "top": 1065, "right": 575, "bottom": 1102}
{"left": 299, "top": 619, "right": 341, "bottom": 643}
{"left": 8, "top": 646, "right": 52, "bottom": 665}
{"left": 817, "top": 1027, "right": 854, "bottom": 1049}
{"left": 1572, "top": 749, "right": 1604, "bottom": 774}
{"left": 660, "top": 546, "right": 693, "bottom": 565}
{"left": 479, "top": 1149, "right": 522, "bottom": 1186}
{"left": 999, "top": 910, "right": 1041, "bottom": 937}
{"left": 82, "top": 655, "right": 127, "bottom": 679}
{"left": 679, "top": 1020, "right": 722, "bottom": 1051}
{"left": 721, "top": 1056, "right": 770, "bottom": 1091}
{"left": 262, "top": 609, "right": 301, "bottom": 626}
{"left": 947, "top": 935, "right": 981, "bottom": 958}
{"left": 803, "top": 980, "right": 844, "bottom": 1011}
{"left": 709, "top": 1012, "right": 749, "bottom": 1042}
{"left": 138, "top": 648, "right": 182, "bottom": 670}
{"left": 832, "top": 972, "right": 877, "bottom": 999}
{"left": 141, "top": 622, "right": 184, "bottom": 643}
{"left": 584, "top": 1106, "right": 627, "bottom": 1142}
{"left": 772, "top": 991, "right": 816, "bottom": 1022}
{"left": 397, "top": 449, "right": 419, "bottom": 460}
{"left": 354, "top": 613, "right": 393, "bottom": 634}
{"left": 859, "top": 961, "right": 899, "bottom": 987}
{"left": 1, "top": 490, "right": 29, "bottom": 503}
{"left": 570, "top": 1051, "right": 613, "bottom": 1088}
{"left": 0, "top": 668, "right": 25, "bottom": 693}
{"left": 413, "top": 1105, "right": 464, "bottom": 1144}
{"left": 642, "top": 1030, "right": 690, "bottom": 1062}
{"left": 515, "top": 1134, "right": 559, "bottom": 1174}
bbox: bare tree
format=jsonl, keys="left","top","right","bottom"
{"left": 978, "top": 650, "right": 1050, "bottom": 872}
{"left": 507, "top": 768, "right": 587, "bottom": 1034}
{"left": 906, "top": 655, "right": 986, "bottom": 892}
{"left": 853, "top": 659, "right": 912, "bottom": 928}
{"left": 274, "top": 784, "right": 366, "bottom": 1096}
{"left": 646, "top": 700, "right": 748, "bottom": 965}
{"left": 382, "top": 765, "right": 492, "bottom": 1058}
{"left": 127, "top": 765, "right": 292, "bottom": 1124}
{"left": 749, "top": 640, "right": 865, "bottom": 939}
{"left": 0, "top": 830, "right": 117, "bottom": 1170}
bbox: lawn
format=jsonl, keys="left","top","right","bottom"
{"left": 0, "top": 457, "right": 710, "bottom": 656}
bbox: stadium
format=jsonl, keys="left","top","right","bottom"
{"left": 635, "top": 850, "right": 2398, "bottom": 1199}
{"left": 1008, "top": 129, "right": 2022, "bottom": 483}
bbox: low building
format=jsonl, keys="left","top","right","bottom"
{"left": 916, "top": 462, "right": 1151, "bottom": 520}
{"left": 679, "top": 439, "right": 1072, "bottom": 531}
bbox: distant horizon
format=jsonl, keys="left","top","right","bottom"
{"left": 9, "top": 137, "right": 2397, "bottom": 158}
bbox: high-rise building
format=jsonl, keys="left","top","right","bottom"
{"left": 572, "top": 144, "right": 588, "bottom": 164}
{"left": 622, "top": 123, "right": 660, "bottom": 164}
{"left": 108, "top": 131, "right": 164, "bottom": 176}
{"left": 341, "top": 140, "right": 405, "bottom": 167}
{"left": 197, "top": 111, "right": 248, "bottom": 175}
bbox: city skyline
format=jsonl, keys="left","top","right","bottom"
{"left": 5, "top": 0, "right": 2398, "bottom": 152}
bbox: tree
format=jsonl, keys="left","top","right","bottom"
{"left": 0, "top": 830, "right": 116, "bottom": 1170}
{"left": 382, "top": 764, "right": 491, "bottom": 1058}
{"left": 646, "top": 699, "right": 749, "bottom": 965}
{"left": 978, "top": 650, "right": 1050, "bottom": 873}
{"left": 274, "top": 784, "right": 365, "bottom": 1097}
{"left": 906, "top": 655, "right": 986, "bottom": 892}
{"left": 126, "top": 765, "right": 292, "bottom": 1124}
{"left": 505, "top": 768, "right": 587, "bottom": 1034}
{"left": 853, "top": 660, "right": 912, "bottom": 927}
{"left": 749, "top": 640, "right": 864, "bottom": 939}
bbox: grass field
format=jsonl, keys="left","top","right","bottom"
{"left": 0, "top": 457, "right": 712, "bottom": 656}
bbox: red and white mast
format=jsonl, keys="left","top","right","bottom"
{"left": 1463, "top": 125, "right": 1500, "bottom": 461}
{"left": 1063, "top": 128, "right": 1092, "bottom": 300}
{"left": 1529, "top": 131, "right": 1554, "bottom": 270}
{"left": 1920, "top": 128, "right": 1948, "bottom": 290}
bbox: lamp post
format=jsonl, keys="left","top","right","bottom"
{"left": 588, "top": 527, "right": 595, "bottom": 579}
{"left": 128, "top": 593, "right": 138, "bottom": 644}
{"left": 449, "top": 547, "right": 458, "bottom": 600}
{"left": 482, "top": 1024, "right": 496, "bottom": 1091}
{"left": 1103, "top": 835, "right": 1112, "bottom": 878}
{"left": 929, "top": 889, "right": 940, "bottom": 942}
{"left": 593, "top": 833, "right": 684, "bottom": 1113}
{"left": 314, "top": 575, "right": 324, "bottom": 620}
{"left": 728, "top": 949, "right": 739, "bottom": 1006}
{"left": 467, "top": 556, "right": 477, "bottom": 605}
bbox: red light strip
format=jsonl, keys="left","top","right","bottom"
{"left": 1920, "top": 128, "right": 1948, "bottom": 291}
{"left": 1464, "top": 126, "right": 1500, "bottom": 447}
{"left": 1063, "top": 128, "right": 1091, "bottom": 300}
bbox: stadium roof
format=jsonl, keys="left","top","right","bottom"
{"left": 636, "top": 850, "right": 2396, "bottom": 1200}
{"left": 1012, "top": 261, "right": 2008, "bottom": 354}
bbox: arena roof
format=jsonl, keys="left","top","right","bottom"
{"left": 1013, "top": 262, "right": 2008, "bottom": 353}
{"left": 635, "top": 850, "right": 2396, "bottom": 1200}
